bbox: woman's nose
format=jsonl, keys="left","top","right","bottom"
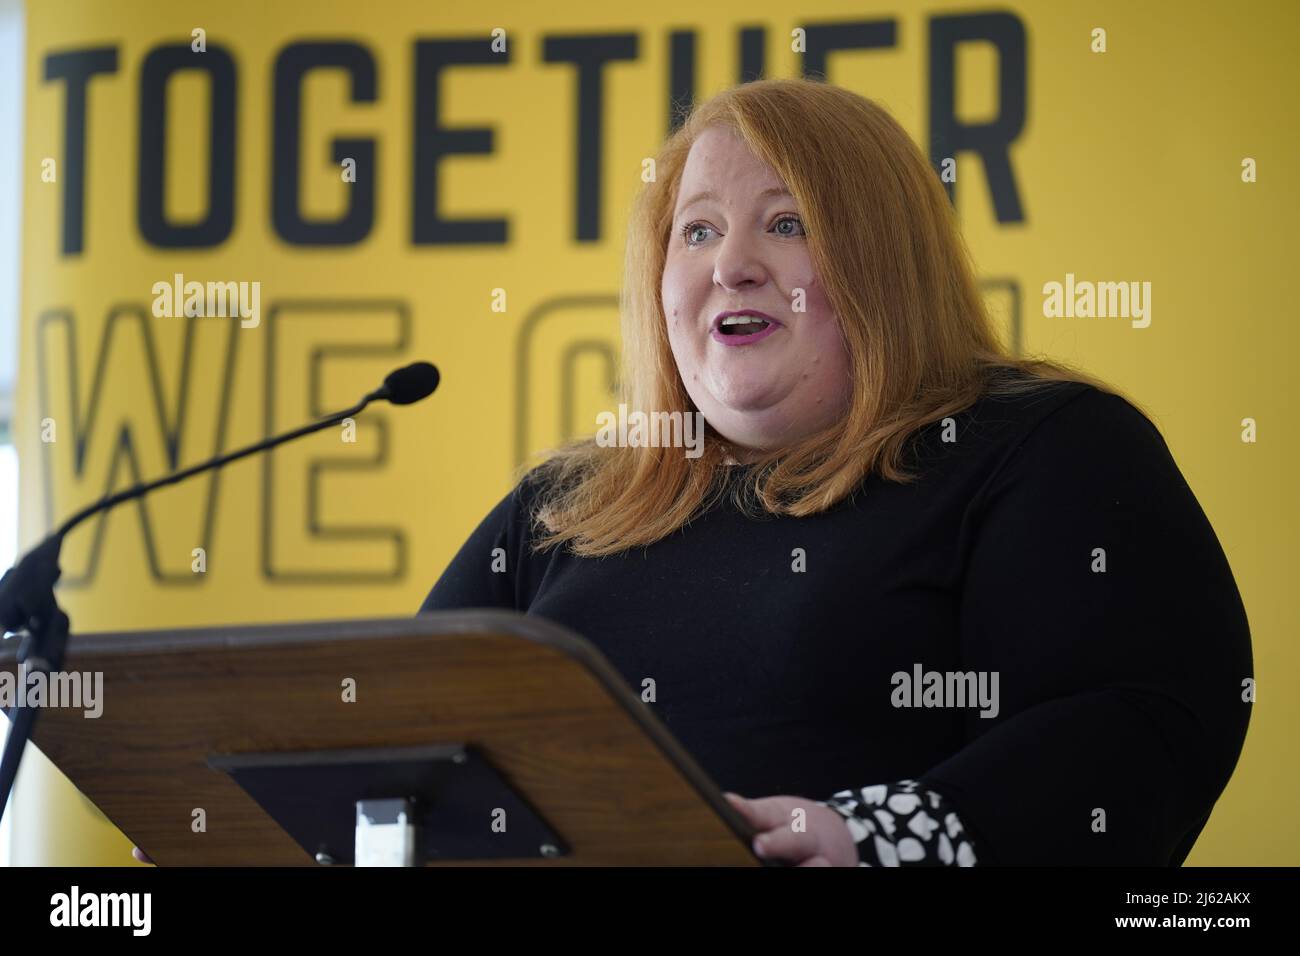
{"left": 712, "top": 232, "right": 768, "bottom": 292}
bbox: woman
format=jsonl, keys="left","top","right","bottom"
{"left": 420, "top": 78, "right": 1252, "bottom": 866}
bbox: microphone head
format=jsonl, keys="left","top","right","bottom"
{"left": 382, "top": 362, "right": 440, "bottom": 405}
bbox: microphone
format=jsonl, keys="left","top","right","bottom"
{"left": 0, "top": 361, "right": 440, "bottom": 822}
{"left": 373, "top": 361, "right": 440, "bottom": 406}
{"left": 35, "top": 360, "right": 440, "bottom": 551}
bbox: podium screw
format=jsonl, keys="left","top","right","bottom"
{"left": 315, "top": 851, "right": 336, "bottom": 865}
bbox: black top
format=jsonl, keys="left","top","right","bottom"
{"left": 419, "top": 379, "right": 1253, "bottom": 865}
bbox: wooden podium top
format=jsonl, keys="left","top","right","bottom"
{"left": 0, "top": 610, "right": 763, "bottom": 866}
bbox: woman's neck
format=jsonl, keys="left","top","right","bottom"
{"left": 722, "top": 447, "right": 764, "bottom": 466}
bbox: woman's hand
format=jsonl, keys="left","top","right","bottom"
{"left": 724, "top": 792, "right": 859, "bottom": 866}
{"left": 131, "top": 801, "right": 860, "bottom": 866}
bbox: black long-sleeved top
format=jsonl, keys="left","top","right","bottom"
{"left": 419, "top": 380, "right": 1253, "bottom": 865}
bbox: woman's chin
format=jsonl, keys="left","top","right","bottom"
{"left": 701, "top": 379, "right": 787, "bottom": 412}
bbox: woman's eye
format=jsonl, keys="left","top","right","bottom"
{"left": 679, "top": 216, "right": 804, "bottom": 246}
{"left": 772, "top": 215, "right": 806, "bottom": 237}
{"left": 681, "top": 221, "right": 714, "bottom": 246}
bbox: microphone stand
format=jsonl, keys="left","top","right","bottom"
{"left": 0, "top": 376, "right": 413, "bottom": 825}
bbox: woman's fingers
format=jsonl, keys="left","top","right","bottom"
{"left": 753, "top": 823, "right": 814, "bottom": 861}
{"left": 722, "top": 792, "right": 761, "bottom": 829}
{"left": 726, "top": 793, "right": 842, "bottom": 864}
{"left": 723, "top": 793, "right": 795, "bottom": 831}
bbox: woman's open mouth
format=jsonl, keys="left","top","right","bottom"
{"left": 710, "top": 311, "right": 782, "bottom": 346}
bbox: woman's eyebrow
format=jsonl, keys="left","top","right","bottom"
{"left": 675, "top": 185, "right": 794, "bottom": 217}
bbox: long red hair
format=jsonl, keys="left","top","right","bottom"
{"left": 528, "top": 78, "right": 1139, "bottom": 557}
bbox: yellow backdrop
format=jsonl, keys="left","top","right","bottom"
{"left": 13, "top": 0, "right": 1297, "bottom": 865}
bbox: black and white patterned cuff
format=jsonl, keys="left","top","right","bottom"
{"left": 817, "top": 779, "right": 979, "bottom": 866}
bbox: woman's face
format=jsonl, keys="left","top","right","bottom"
{"left": 661, "top": 125, "right": 852, "bottom": 456}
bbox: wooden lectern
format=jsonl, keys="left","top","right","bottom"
{"left": 0, "top": 610, "right": 765, "bottom": 866}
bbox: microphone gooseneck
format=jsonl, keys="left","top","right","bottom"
{"left": 0, "top": 361, "right": 440, "bottom": 826}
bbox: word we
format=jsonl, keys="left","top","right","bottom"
{"left": 151, "top": 272, "right": 261, "bottom": 328}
